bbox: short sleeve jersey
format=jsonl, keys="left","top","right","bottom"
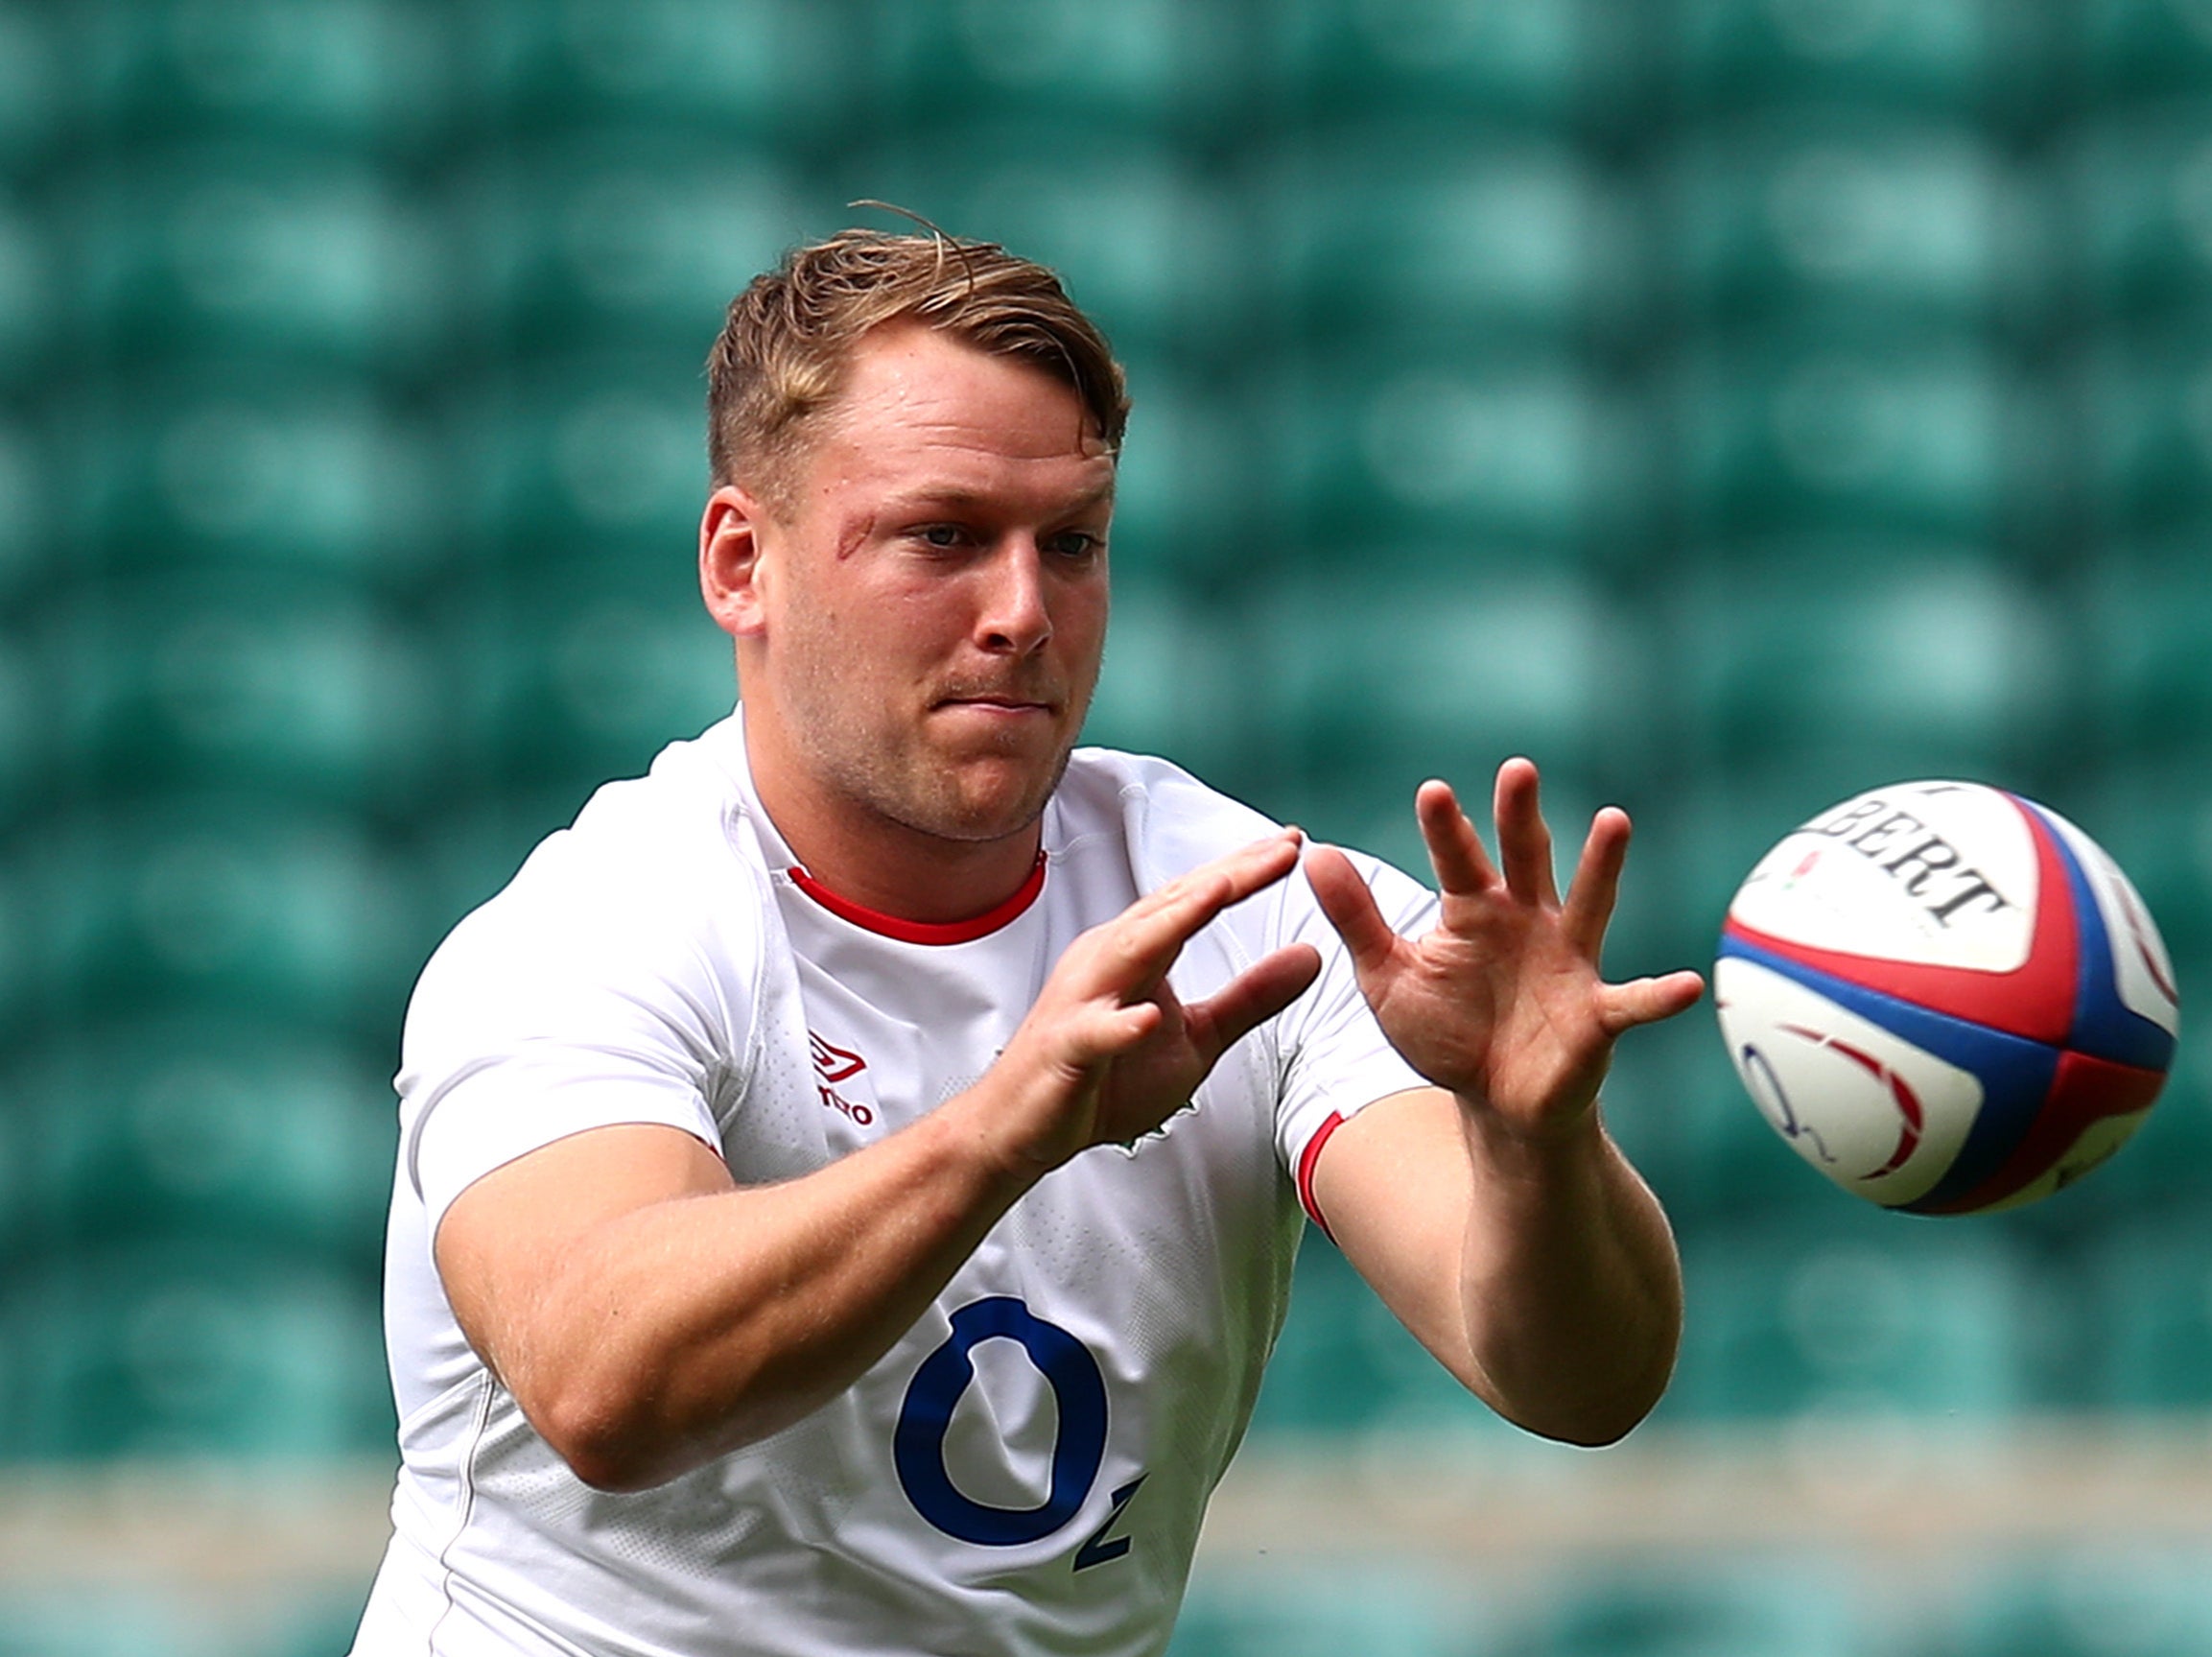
{"left": 350, "top": 711, "right": 1436, "bottom": 1657}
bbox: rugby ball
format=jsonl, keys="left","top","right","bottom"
{"left": 1715, "top": 781, "right": 2180, "bottom": 1214}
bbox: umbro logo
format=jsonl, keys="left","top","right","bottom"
{"left": 811, "top": 1031, "right": 866, "bottom": 1084}
{"left": 810, "top": 1031, "right": 874, "bottom": 1126}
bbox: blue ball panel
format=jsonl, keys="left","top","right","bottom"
{"left": 1718, "top": 935, "right": 2059, "bottom": 1210}
{"left": 2018, "top": 800, "right": 2177, "bottom": 1074}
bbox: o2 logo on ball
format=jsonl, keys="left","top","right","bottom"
{"left": 1717, "top": 780, "right": 2180, "bottom": 1215}
{"left": 894, "top": 1297, "right": 1143, "bottom": 1569}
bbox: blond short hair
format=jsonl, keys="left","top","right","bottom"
{"left": 705, "top": 227, "right": 1130, "bottom": 501}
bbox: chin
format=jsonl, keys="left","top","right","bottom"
{"left": 910, "top": 751, "right": 1073, "bottom": 844}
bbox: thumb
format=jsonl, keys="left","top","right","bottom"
{"left": 1599, "top": 970, "right": 1706, "bottom": 1037}
{"left": 1303, "top": 845, "right": 1402, "bottom": 981}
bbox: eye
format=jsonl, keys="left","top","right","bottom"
{"left": 1046, "top": 530, "right": 1102, "bottom": 559}
{"left": 915, "top": 524, "right": 965, "bottom": 549}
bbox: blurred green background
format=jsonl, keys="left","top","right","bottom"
{"left": 4, "top": 0, "right": 2212, "bottom": 1652}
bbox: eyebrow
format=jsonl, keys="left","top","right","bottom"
{"left": 885, "top": 480, "right": 1118, "bottom": 517}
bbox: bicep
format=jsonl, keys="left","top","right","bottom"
{"left": 435, "top": 1123, "right": 736, "bottom": 1385}
{"left": 1306, "top": 1087, "right": 1490, "bottom": 1397}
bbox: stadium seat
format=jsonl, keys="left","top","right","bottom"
{"left": 0, "top": 625, "right": 36, "bottom": 830}
{"left": 466, "top": 576, "right": 736, "bottom": 798}
{"left": 72, "top": 143, "right": 448, "bottom": 373}
{"left": 0, "top": 854, "right": 25, "bottom": 1036}
{"left": 460, "top": 356, "right": 714, "bottom": 568}
{"left": 1250, "top": 570, "right": 1646, "bottom": 793}
{"left": 81, "top": 0, "right": 454, "bottom": 154}
{"left": 1260, "top": 0, "right": 1615, "bottom": 135}
{"left": 1105, "top": 362, "right": 1264, "bottom": 585}
{"left": 2081, "top": 1216, "right": 2212, "bottom": 1409}
{"left": 1666, "top": 0, "right": 2035, "bottom": 120}
{"left": 2083, "top": 556, "right": 2212, "bottom": 755}
{"left": 28, "top": 799, "right": 429, "bottom": 1039}
{"left": 1536, "top": 1558, "right": 1862, "bottom": 1657}
{"left": 45, "top": 572, "right": 450, "bottom": 814}
{"left": 464, "top": 0, "right": 854, "bottom": 144}
{"left": 459, "top": 135, "right": 811, "bottom": 355}
{"left": 0, "top": 417, "right": 53, "bottom": 604}
{"left": 1954, "top": 1547, "right": 2212, "bottom": 1657}
{"left": 0, "top": 3, "right": 68, "bottom": 180}
{"left": 1079, "top": 582, "right": 1257, "bottom": 783}
{"left": 1667, "top": 554, "right": 2066, "bottom": 785}
{"left": 0, "top": 190, "right": 57, "bottom": 396}
{"left": 1170, "top": 1562, "right": 1492, "bottom": 1657}
{"left": 72, "top": 371, "right": 449, "bottom": 586}
{"left": 0, "top": 1061, "right": 32, "bottom": 1262}
{"left": 1664, "top": 1215, "right": 2032, "bottom": 1420}
{"left": 4, "top": 1242, "right": 391, "bottom": 1457}
{"left": 1267, "top": 137, "right": 1635, "bottom": 348}
{"left": 9, "top": 1019, "right": 395, "bottom": 1263}
{"left": 1274, "top": 355, "right": 1646, "bottom": 562}
{"left": 2081, "top": 327, "right": 2212, "bottom": 538}
{"left": 2074, "top": 0, "right": 2212, "bottom": 107}
{"left": 858, "top": 145, "right": 1249, "bottom": 364}
{"left": 1672, "top": 330, "right": 2035, "bottom": 546}
{"left": 870, "top": 0, "right": 1252, "bottom": 144}
{"left": 1662, "top": 114, "right": 2038, "bottom": 331}
{"left": 2063, "top": 109, "right": 2212, "bottom": 321}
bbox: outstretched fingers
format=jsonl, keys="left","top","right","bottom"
{"left": 1490, "top": 759, "right": 1560, "bottom": 907}
{"left": 1414, "top": 779, "right": 1499, "bottom": 898}
{"left": 1561, "top": 805, "right": 1632, "bottom": 961}
{"left": 1094, "top": 830, "right": 1304, "bottom": 999}
{"left": 1185, "top": 944, "right": 1324, "bottom": 1068}
{"left": 1598, "top": 969, "right": 1706, "bottom": 1037}
{"left": 1304, "top": 843, "right": 1408, "bottom": 981}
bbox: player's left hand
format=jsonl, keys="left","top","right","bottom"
{"left": 1304, "top": 759, "right": 1705, "bottom": 1141}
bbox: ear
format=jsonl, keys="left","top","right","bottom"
{"left": 699, "top": 484, "right": 771, "bottom": 639}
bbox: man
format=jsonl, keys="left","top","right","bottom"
{"left": 349, "top": 228, "right": 1704, "bottom": 1656}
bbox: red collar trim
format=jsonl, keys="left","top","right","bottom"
{"left": 788, "top": 852, "right": 1047, "bottom": 946}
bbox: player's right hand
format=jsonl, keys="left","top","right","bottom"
{"left": 981, "top": 829, "right": 1322, "bottom": 1174}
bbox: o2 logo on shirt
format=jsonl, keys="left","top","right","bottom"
{"left": 893, "top": 1296, "right": 1142, "bottom": 1569}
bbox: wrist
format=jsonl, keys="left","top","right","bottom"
{"left": 938, "top": 1060, "right": 1077, "bottom": 1191}
{"left": 1450, "top": 1088, "right": 1607, "bottom": 1176}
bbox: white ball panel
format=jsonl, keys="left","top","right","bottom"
{"left": 1716, "top": 956, "right": 1985, "bottom": 1208}
{"left": 1727, "top": 780, "right": 2038, "bottom": 974}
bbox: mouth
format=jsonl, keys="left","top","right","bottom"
{"left": 934, "top": 691, "right": 1058, "bottom": 717}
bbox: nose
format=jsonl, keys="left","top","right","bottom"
{"left": 975, "top": 540, "right": 1053, "bottom": 656}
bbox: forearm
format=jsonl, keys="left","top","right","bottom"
{"left": 1452, "top": 1100, "right": 1682, "bottom": 1446}
{"left": 475, "top": 1088, "right": 1038, "bottom": 1491}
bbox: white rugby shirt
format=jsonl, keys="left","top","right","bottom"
{"left": 351, "top": 709, "right": 1435, "bottom": 1657}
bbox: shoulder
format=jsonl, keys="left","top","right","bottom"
{"left": 411, "top": 717, "right": 768, "bottom": 1028}
{"left": 1051, "top": 746, "right": 1286, "bottom": 888}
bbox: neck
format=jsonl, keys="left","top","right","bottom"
{"left": 741, "top": 715, "right": 1047, "bottom": 928}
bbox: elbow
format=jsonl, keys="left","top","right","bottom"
{"left": 524, "top": 1358, "right": 798, "bottom": 1494}
{"left": 1502, "top": 1383, "right": 1664, "bottom": 1450}
{"left": 1479, "top": 1334, "right": 1679, "bottom": 1450}
{"left": 533, "top": 1385, "right": 675, "bottom": 1494}
{"left": 1545, "top": 1351, "right": 1679, "bottom": 1449}
{"left": 522, "top": 1360, "right": 714, "bottom": 1493}
{"left": 1542, "top": 1400, "right": 1654, "bottom": 1450}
